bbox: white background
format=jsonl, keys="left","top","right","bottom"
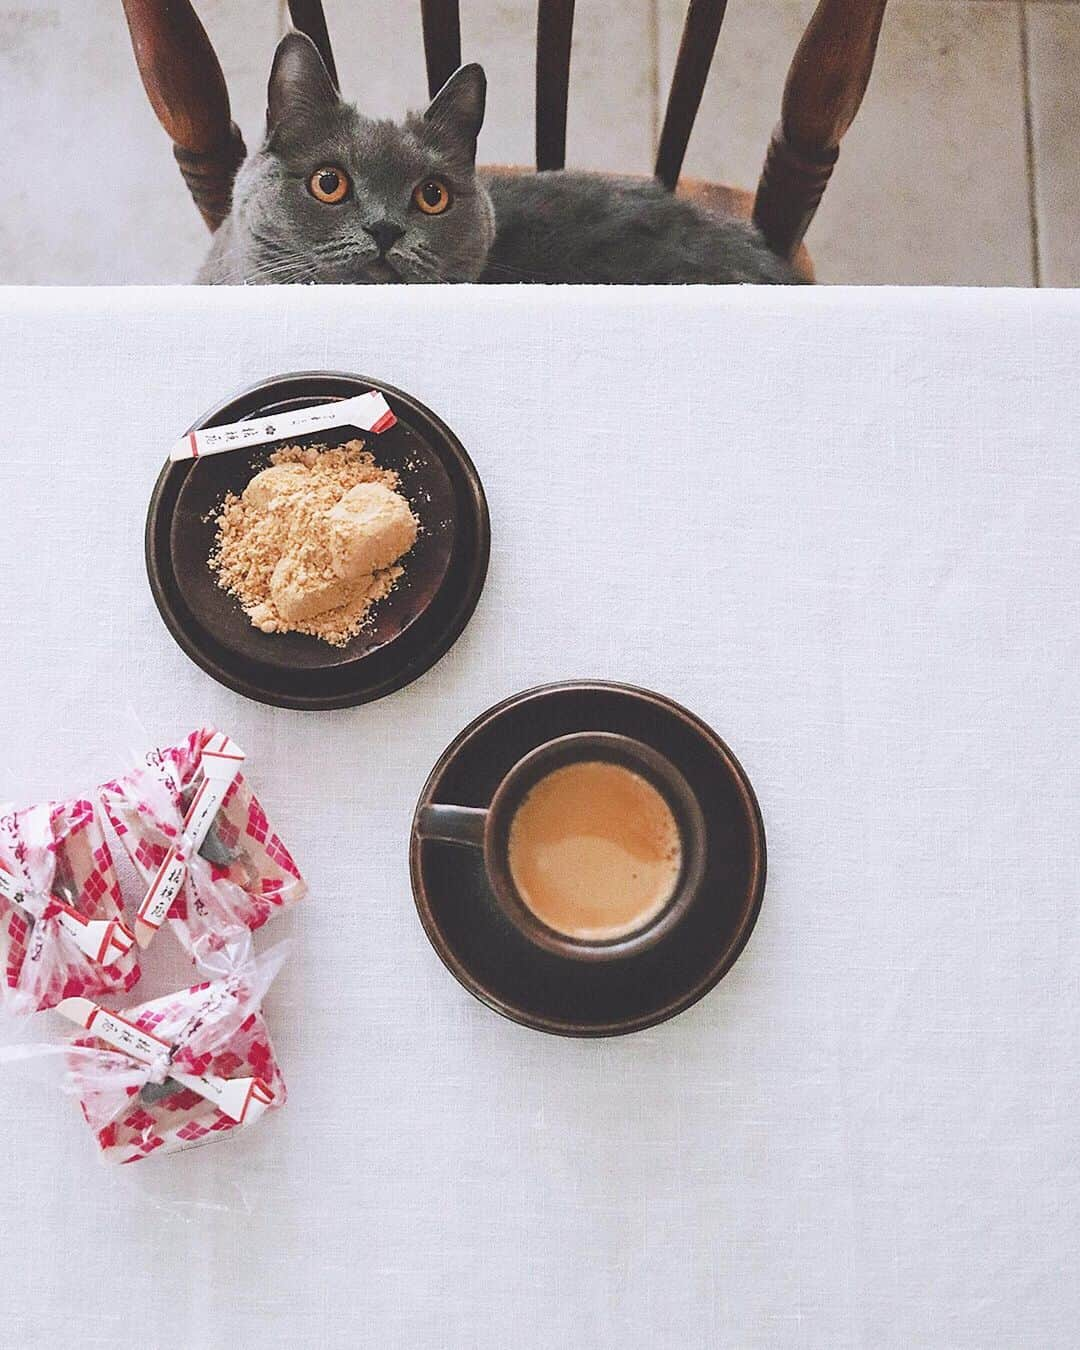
{"left": 0, "top": 285, "right": 1077, "bottom": 1348}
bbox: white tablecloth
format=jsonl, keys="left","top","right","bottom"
{"left": 0, "top": 284, "right": 1076, "bottom": 1349}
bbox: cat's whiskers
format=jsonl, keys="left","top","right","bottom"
{"left": 244, "top": 249, "right": 319, "bottom": 284}
{"left": 391, "top": 246, "right": 446, "bottom": 283}
{"left": 243, "top": 268, "right": 312, "bottom": 285}
{"left": 244, "top": 227, "right": 321, "bottom": 281}
{"left": 248, "top": 236, "right": 371, "bottom": 284}
{"left": 313, "top": 239, "right": 365, "bottom": 265}
{"left": 410, "top": 239, "right": 557, "bottom": 285}
{"left": 251, "top": 228, "right": 371, "bottom": 281}
{"left": 248, "top": 265, "right": 311, "bottom": 284}
{"left": 302, "top": 237, "right": 386, "bottom": 281}
{"left": 408, "top": 238, "right": 486, "bottom": 281}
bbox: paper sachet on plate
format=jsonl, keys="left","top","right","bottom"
{"left": 0, "top": 798, "right": 140, "bottom": 1016}
{"left": 53, "top": 936, "right": 287, "bottom": 1164}
{"left": 99, "top": 729, "right": 305, "bottom": 956}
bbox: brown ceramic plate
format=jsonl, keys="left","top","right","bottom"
{"left": 170, "top": 402, "right": 457, "bottom": 673}
{"left": 146, "top": 372, "right": 489, "bottom": 709}
{"left": 410, "top": 681, "right": 767, "bottom": 1037}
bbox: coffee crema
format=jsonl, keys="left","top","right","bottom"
{"left": 507, "top": 760, "right": 682, "bottom": 941}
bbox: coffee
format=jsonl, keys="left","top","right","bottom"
{"left": 507, "top": 760, "right": 682, "bottom": 941}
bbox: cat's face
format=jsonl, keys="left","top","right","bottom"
{"left": 229, "top": 34, "right": 494, "bottom": 284}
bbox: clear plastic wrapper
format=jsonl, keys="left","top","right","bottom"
{"left": 0, "top": 797, "right": 140, "bottom": 1016}
{"left": 5, "top": 936, "right": 290, "bottom": 1165}
{"left": 99, "top": 728, "right": 306, "bottom": 959}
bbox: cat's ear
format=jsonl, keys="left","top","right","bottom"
{"left": 267, "top": 31, "right": 339, "bottom": 139}
{"left": 424, "top": 64, "right": 486, "bottom": 162}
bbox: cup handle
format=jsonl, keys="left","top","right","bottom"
{"left": 415, "top": 804, "right": 487, "bottom": 848}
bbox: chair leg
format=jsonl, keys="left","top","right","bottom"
{"left": 753, "top": 0, "right": 888, "bottom": 259}
{"left": 120, "top": 0, "right": 246, "bottom": 232}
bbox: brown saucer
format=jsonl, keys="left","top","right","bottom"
{"left": 409, "top": 681, "right": 767, "bottom": 1037}
{"left": 146, "top": 373, "right": 489, "bottom": 710}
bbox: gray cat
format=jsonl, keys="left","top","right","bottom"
{"left": 201, "top": 32, "right": 804, "bottom": 287}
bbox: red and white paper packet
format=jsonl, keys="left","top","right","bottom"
{"left": 55, "top": 938, "right": 288, "bottom": 1164}
{"left": 0, "top": 798, "right": 140, "bottom": 1016}
{"left": 99, "top": 728, "right": 306, "bottom": 958}
{"left": 168, "top": 388, "right": 396, "bottom": 462}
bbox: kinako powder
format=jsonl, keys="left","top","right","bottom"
{"left": 209, "top": 440, "right": 418, "bottom": 647}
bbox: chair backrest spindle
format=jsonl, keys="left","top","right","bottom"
{"left": 119, "top": 0, "right": 245, "bottom": 232}
{"left": 753, "top": 0, "right": 888, "bottom": 258}
{"left": 535, "top": 0, "right": 576, "bottom": 171}
{"left": 655, "top": 0, "right": 729, "bottom": 191}
{"left": 421, "top": 0, "right": 463, "bottom": 99}
{"left": 286, "top": 1, "right": 339, "bottom": 89}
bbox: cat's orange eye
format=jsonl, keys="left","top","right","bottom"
{"left": 309, "top": 167, "right": 350, "bottom": 204}
{"left": 413, "top": 179, "right": 452, "bottom": 215}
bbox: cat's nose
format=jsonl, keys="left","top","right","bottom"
{"left": 363, "top": 220, "right": 405, "bottom": 255}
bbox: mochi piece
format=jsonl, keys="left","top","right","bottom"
{"left": 327, "top": 482, "right": 418, "bottom": 582}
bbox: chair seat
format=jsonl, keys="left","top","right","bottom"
{"left": 482, "top": 167, "right": 814, "bottom": 281}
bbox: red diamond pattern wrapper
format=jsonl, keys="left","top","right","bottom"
{"left": 0, "top": 798, "right": 140, "bottom": 1016}
{"left": 100, "top": 728, "right": 306, "bottom": 958}
{"left": 59, "top": 939, "right": 287, "bottom": 1164}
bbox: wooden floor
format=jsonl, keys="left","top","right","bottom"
{"left": 3, "top": 0, "right": 1076, "bottom": 285}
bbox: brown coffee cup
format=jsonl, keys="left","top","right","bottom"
{"left": 414, "top": 731, "right": 708, "bottom": 962}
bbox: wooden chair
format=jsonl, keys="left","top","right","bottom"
{"left": 119, "top": 0, "right": 889, "bottom": 278}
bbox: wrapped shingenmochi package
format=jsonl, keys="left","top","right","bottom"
{"left": 3, "top": 937, "right": 290, "bottom": 1164}
{"left": 0, "top": 797, "right": 140, "bottom": 1016}
{"left": 100, "top": 729, "right": 305, "bottom": 957}
{"left": 1, "top": 729, "right": 303, "bottom": 1173}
